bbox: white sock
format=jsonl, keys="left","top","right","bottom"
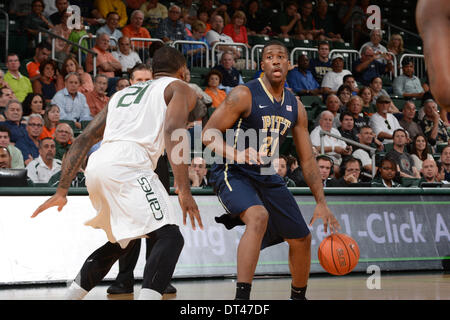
{"left": 137, "top": 288, "right": 162, "bottom": 300}
{"left": 65, "top": 281, "right": 88, "bottom": 300}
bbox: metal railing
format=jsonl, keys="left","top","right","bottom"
{"left": 399, "top": 54, "right": 426, "bottom": 79}
{"left": 250, "top": 44, "right": 264, "bottom": 70}
{"left": 290, "top": 47, "right": 318, "bottom": 66}
{"left": 129, "top": 37, "right": 164, "bottom": 63}
{"left": 38, "top": 27, "right": 98, "bottom": 76}
{"left": 319, "top": 129, "right": 377, "bottom": 178}
{"left": 77, "top": 34, "right": 118, "bottom": 65}
{"left": 0, "top": 9, "right": 9, "bottom": 63}
{"left": 211, "top": 42, "right": 249, "bottom": 69}
{"left": 172, "top": 40, "right": 209, "bottom": 68}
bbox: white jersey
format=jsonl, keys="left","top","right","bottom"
{"left": 102, "top": 76, "right": 178, "bottom": 169}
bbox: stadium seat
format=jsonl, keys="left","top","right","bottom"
{"left": 300, "top": 95, "right": 324, "bottom": 107}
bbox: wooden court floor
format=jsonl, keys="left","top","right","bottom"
{"left": 0, "top": 271, "right": 449, "bottom": 300}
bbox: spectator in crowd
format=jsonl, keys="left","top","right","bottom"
{"left": 86, "top": 33, "right": 123, "bottom": 79}
{"left": 96, "top": 11, "right": 123, "bottom": 50}
{"left": 181, "top": 0, "right": 199, "bottom": 26}
{"left": 0, "top": 126, "right": 25, "bottom": 168}
{"left": 16, "top": 114, "right": 44, "bottom": 165}
{"left": 271, "top": 1, "right": 301, "bottom": 37}
{"left": 85, "top": 74, "right": 110, "bottom": 117}
{"left": 343, "top": 74, "right": 359, "bottom": 95}
{"left": 347, "top": 95, "right": 370, "bottom": 131}
{"left": 296, "top": 0, "right": 322, "bottom": 40}
{"left": 420, "top": 99, "right": 450, "bottom": 146}
{"left": 360, "top": 28, "right": 389, "bottom": 63}
{"left": 115, "top": 77, "right": 130, "bottom": 92}
{"left": 140, "top": 0, "right": 168, "bottom": 33}
{"left": 54, "top": 122, "right": 73, "bottom": 160}
{"left": 204, "top": 70, "right": 227, "bottom": 109}
{"left": 336, "top": 84, "right": 352, "bottom": 110}
{"left": 206, "top": 14, "right": 242, "bottom": 64}
{"left": 387, "top": 33, "right": 404, "bottom": 65}
{"left": 122, "top": 10, "right": 152, "bottom": 54}
{"left": 32, "top": 60, "right": 58, "bottom": 104}
{"left": 226, "top": 0, "right": 245, "bottom": 18}
{"left": 321, "top": 53, "right": 352, "bottom": 95}
{"left": 69, "top": 0, "right": 104, "bottom": 26}
{"left": 51, "top": 72, "right": 92, "bottom": 129}
{"left": 26, "top": 137, "right": 61, "bottom": 184}
{"left": 313, "top": 0, "right": 343, "bottom": 43}
{"left": 245, "top": 0, "right": 271, "bottom": 36}
{"left": 0, "top": 146, "right": 11, "bottom": 169}
{"left": 112, "top": 36, "right": 143, "bottom": 75}
{"left": 439, "top": 145, "right": 450, "bottom": 181}
{"left": 49, "top": 0, "right": 69, "bottom": 25}
{"left": 273, "top": 155, "right": 296, "bottom": 187}
{"left": 410, "top": 134, "right": 434, "bottom": 171}
{"left": 223, "top": 10, "right": 250, "bottom": 49}
{"left": 352, "top": 46, "right": 393, "bottom": 86}
{"left": 184, "top": 68, "right": 211, "bottom": 119}
{"left": 336, "top": 0, "right": 367, "bottom": 47}
{"left": 4, "top": 53, "right": 33, "bottom": 103}
{"left": 327, "top": 156, "right": 365, "bottom": 187}
{"left": 372, "top": 157, "right": 400, "bottom": 188}
{"left": 22, "top": 93, "right": 45, "bottom": 122}
{"left": 212, "top": 51, "right": 244, "bottom": 94}
{"left": 393, "top": 58, "right": 428, "bottom": 99}
{"left": 284, "top": 154, "right": 303, "bottom": 187}
{"left": 196, "top": 8, "right": 212, "bottom": 34}
{"left": 353, "top": 125, "right": 378, "bottom": 174}
{"left": 419, "top": 159, "right": 440, "bottom": 184}
{"left": 0, "top": 87, "right": 15, "bottom": 119}
{"left": 39, "top": 104, "right": 60, "bottom": 140}
{"left": 56, "top": 57, "right": 94, "bottom": 94}
{"left": 308, "top": 154, "right": 335, "bottom": 187}
{"left": 50, "top": 11, "right": 74, "bottom": 62}
{"left": 315, "top": 94, "right": 340, "bottom": 128}
{"left": 310, "top": 110, "right": 352, "bottom": 172}
{"left": 287, "top": 54, "right": 321, "bottom": 97}
{"left": 24, "top": 42, "right": 52, "bottom": 82}
{"left": 399, "top": 100, "right": 424, "bottom": 139}
{"left": 94, "top": 0, "right": 128, "bottom": 27}
{"left": 183, "top": 20, "right": 209, "bottom": 67}
{"left": 155, "top": 5, "right": 187, "bottom": 43}
{"left": 68, "top": 16, "right": 90, "bottom": 60}
{"left": 358, "top": 86, "right": 376, "bottom": 116}
{"left": 0, "top": 100, "right": 29, "bottom": 145}
{"left": 338, "top": 111, "right": 358, "bottom": 143}
{"left": 385, "top": 128, "right": 421, "bottom": 178}
{"left": 369, "top": 95, "right": 402, "bottom": 145}
{"left": 309, "top": 41, "right": 332, "bottom": 84}
{"left": 188, "top": 156, "right": 209, "bottom": 187}
{"left": 24, "top": 0, "right": 54, "bottom": 46}
{"left": 369, "top": 76, "right": 399, "bottom": 113}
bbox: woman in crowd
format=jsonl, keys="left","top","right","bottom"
{"left": 22, "top": 93, "right": 45, "bottom": 122}
{"left": 39, "top": 104, "right": 60, "bottom": 140}
{"left": 370, "top": 76, "right": 399, "bottom": 113}
{"left": 32, "top": 59, "right": 57, "bottom": 104}
{"left": 373, "top": 158, "right": 401, "bottom": 188}
{"left": 337, "top": 84, "right": 352, "bottom": 111}
{"left": 358, "top": 86, "right": 376, "bottom": 116}
{"left": 410, "top": 134, "right": 434, "bottom": 171}
{"left": 56, "top": 56, "right": 94, "bottom": 94}
{"left": 223, "top": 10, "right": 250, "bottom": 49}
{"left": 387, "top": 33, "right": 404, "bottom": 66}
{"left": 204, "top": 70, "right": 227, "bottom": 109}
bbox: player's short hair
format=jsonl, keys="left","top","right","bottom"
{"left": 129, "top": 63, "right": 152, "bottom": 80}
{"left": 152, "top": 46, "right": 186, "bottom": 75}
{"left": 261, "top": 40, "right": 289, "bottom": 57}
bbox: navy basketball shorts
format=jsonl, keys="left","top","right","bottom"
{"left": 212, "top": 167, "right": 311, "bottom": 249}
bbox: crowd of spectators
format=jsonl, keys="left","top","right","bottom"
{"left": 0, "top": 0, "right": 448, "bottom": 189}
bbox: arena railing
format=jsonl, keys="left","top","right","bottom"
{"left": 38, "top": 27, "right": 98, "bottom": 76}
{"left": 290, "top": 47, "right": 319, "bottom": 66}
{"left": 171, "top": 40, "right": 210, "bottom": 68}
{"left": 129, "top": 37, "right": 164, "bottom": 63}
{"left": 0, "top": 9, "right": 9, "bottom": 63}
{"left": 77, "top": 35, "right": 118, "bottom": 66}
{"left": 250, "top": 44, "right": 263, "bottom": 70}
{"left": 399, "top": 54, "right": 426, "bottom": 80}
{"left": 329, "top": 49, "right": 361, "bottom": 74}
{"left": 319, "top": 129, "right": 377, "bottom": 178}
{"left": 211, "top": 42, "right": 249, "bottom": 69}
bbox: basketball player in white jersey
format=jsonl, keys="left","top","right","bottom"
{"left": 31, "top": 47, "right": 203, "bottom": 300}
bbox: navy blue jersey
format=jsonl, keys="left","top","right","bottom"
{"left": 210, "top": 78, "right": 299, "bottom": 182}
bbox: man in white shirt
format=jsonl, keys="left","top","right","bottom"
{"left": 112, "top": 36, "right": 143, "bottom": 74}
{"left": 206, "top": 14, "right": 241, "bottom": 65}
{"left": 26, "top": 137, "right": 61, "bottom": 183}
{"left": 352, "top": 125, "right": 376, "bottom": 173}
{"left": 360, "top": 28, "right": 388, "bottom": 63}
{"left": 321, "top": 53, "right": 352, "bottom": 95}
{"left": 369, "top": 95, "right": 402, "bottom": 145}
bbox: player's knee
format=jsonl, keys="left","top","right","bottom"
{"left": 160, "top": 224, "right": 184, "bottom": 253}
{"left": 287, "top": 233, "right": 312, "bottom": 248}
{"left": 243, "top": 208, "right": 269, "bottom": 234}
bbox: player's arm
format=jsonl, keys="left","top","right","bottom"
{"left": 202, "top": 85, "right": 258, "bottom": 164}
{"left": 31, "top": 105, "right": 108, "bottom": 218}
{"left": 291, "top": 101, "right": 340, "bottom": 233}
{"left": 164, "top": 80, "right": 203, "bottom": 230}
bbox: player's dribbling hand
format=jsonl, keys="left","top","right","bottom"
{"left": 178, "top": 191, "right": 203, "bottom": 231}
{"left": 309, "top": 202, "right": 341, "bottom": 234}
{"left": 31, "top": 191, "right": 68, "bottom": 218}
{"left": 237, "top": 147, "right": 262, "bottom": 165}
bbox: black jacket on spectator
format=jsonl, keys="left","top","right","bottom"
{"left": 213, "top": 65, "right": 241, "bottom": 88}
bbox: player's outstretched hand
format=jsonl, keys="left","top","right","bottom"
{"left": 178, "top": 191, "right": 203, "bottom": 231}
{"left": 31, "top": 190, "right": 68, "bottom": 218}
{"left": 309, "top": 202, "right": 341, "bottom": 234}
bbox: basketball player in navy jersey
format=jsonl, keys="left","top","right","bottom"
{"left": 202, "top": 41, "right": 340, "bottom": 300}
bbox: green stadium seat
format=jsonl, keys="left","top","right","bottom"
{"left": 331, "top": 42, "right": 352, "bottom": 50}
{"left": 248, "top": 35, "right": 270, "bottom": 47}
{"left": 274, "top": 36, "right": 295, "bottom": 49}
{"left": 293, "top": 39, "right": 314, "bottom": 48}
{"left": 300, "top": 95, "right": 324, "bottom": 107}
{"left": 400, "top": 177, "right": 421, "bottom": 187}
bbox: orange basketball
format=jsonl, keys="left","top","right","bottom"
{"left": 318, "top": 233, "right": 360, "bottom": 276}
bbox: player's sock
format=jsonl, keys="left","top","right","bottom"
{"left": 290, "top": 284, "right": 307, "bottom": 300}
{"left": 235, "top": 282, "right": 252, "bottom": 300}
{"left": 65, "top": 281, "right": 88, "bottom": 300}
{"left": 137, "top": 288, "right": 162, "bottom": 300}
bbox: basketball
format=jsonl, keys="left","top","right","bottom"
{"left": 318, "top": 233, "right": 360, "bottom": 276}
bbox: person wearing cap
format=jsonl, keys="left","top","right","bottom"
{"left": 321, "top": 53, "right": 352, "bottom": 95}
{"left": 352, "top": 46, "right": 393, "bottom": 86}
{"left": 419, "top": 99, "right": 449, "bottom": 146}
{"left": 369, "top": 95, "right": 402, "bottom": 145}
{"left": 393, "top": 58, "right": 429, "bottom": 99}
